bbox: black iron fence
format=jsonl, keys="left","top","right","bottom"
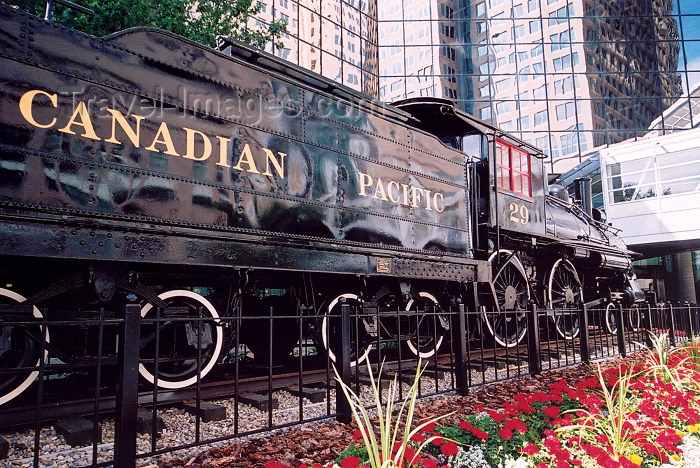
{"left": 0, "top": 301, "right": 697, "bottom": 467}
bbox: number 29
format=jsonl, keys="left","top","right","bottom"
{"left": 508, "top": 202, "right": 529, "bottom": 224}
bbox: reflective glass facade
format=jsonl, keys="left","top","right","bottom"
{"left": 378, "top": 0, "right": 686, "bottom": 174}
{"left": 260, "top": 0, "right": 699, "bottom": 174}
{"left": 254, "top": 0, "right": 379, "bottom": 96}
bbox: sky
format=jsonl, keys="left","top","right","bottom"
{"left": 675, "top": 0, "right": 700, "bottom": 90}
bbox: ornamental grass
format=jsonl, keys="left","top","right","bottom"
{"left": 266, "top": 335, "right": 700, "bottom": 468}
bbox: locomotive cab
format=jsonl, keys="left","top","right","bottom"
{"left": 393, "top": 98, "right": 547, "bottom": 256}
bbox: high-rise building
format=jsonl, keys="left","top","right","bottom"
{"left": 378, "top": 0, "right": 682, "bottom": 174}
{"left": 251, "top": 0, "right": 379, "bottom": 96}
{"left": 255, "top": 0, "right": 687, "bottom": 174}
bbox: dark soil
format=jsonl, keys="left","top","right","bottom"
{"left": 160, "top": 353, "right": 645, "bottom": 468}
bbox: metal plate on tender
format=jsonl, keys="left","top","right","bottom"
{"left": 376, "top": 258, "right": 392, "bottom": 273}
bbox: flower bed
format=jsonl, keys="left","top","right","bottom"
{"left": 266, "top": 335, "right": 700, "bottom": 468}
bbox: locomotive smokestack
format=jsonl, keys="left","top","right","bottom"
{"left": 574, "top": 178, "right": 593, "bottom": 218}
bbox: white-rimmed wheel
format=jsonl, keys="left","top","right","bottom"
{"left": 548, "top": 259, "right": 583, "bottom": 340}
{"left": 604, "top": 303, "right": 641, "bottom": 334}
{"left": 628, "top": 304, "right": 641, "bottom": 332}
{"left": 320, "top": 293, "right": 372, "bottom": 367}
{"left": 0, "top": 288, "right": 49, "bottom": 406}
{"left": 405, "top": 292, "right": 448, "bottom": 359}
{"left": 139, "top": 290, "right": 223, "bottom": 389}
{"left": 604, "top": 303, "right": 618, "bottom": 334}
{"left": 482, "top": 250, "right": 529, "bottom": 348}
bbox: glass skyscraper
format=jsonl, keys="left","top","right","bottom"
{"left": 256, "top": 0, "right": 696, "bottom": 174}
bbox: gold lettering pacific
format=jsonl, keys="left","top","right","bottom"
{"left": 18, "top": 89, "right": 286, "bottom": 179}
{"left": 357, "top": 171, "right": 445, "bottom": 213}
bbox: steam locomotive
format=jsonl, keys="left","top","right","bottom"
{"left": 0, "top": 4, "right": 642, "bottom": 406}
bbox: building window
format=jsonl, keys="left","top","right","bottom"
{"left": 496, "top": 101, "right": 511, "bottom": 114}
{"left": 536, "top": 136, "right": 550, "bottom": 158}
{"left": 555, "top": 101, "right": 576, "bottom": 119}
{"left": 534, "top": 85, "right": 546, "bottom": 99}
{"left": 553, "top": 54, "right": 572, "bottom": 71}
{"left": 560, "top": 124, "right": 586, "bottom": 158}
{"left": 519, "top": 91, "right": 530, "bottom": 107}
{"left": 548, "top": 3, "right": 574, "bottom": 26}
{"left": 518, "top": 116, "right": 530, "bottom": 130}
{"left": 553, "top": 76, "right": 578, "bottom": 94}
{"left": 607, "top": 147, "right": 700, "bottom": 204}
{"left": 495, "top": 79, "right": 511, "bottom": 92}
{"left": 512, "top": 3, "right": 524, "bottom": 17}
{"left": 535, "top": 109, "right": 548, "bottom": 126}
{"left": 496, "top": 139, "right": 532, "bottom": 197}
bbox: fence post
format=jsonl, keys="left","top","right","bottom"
{"left": 668, "top": 303, "right": 677, "bottom": 347}
{"left": 451, "top": 303, "right": 468, "bottom": 395}
{"left": 114, "top": 303, "right": 140, "bottom": 468}
{"left": 645, "top": 304, "right": 654, "bottom": 349}
{"left": 686, "top": 304, "right": 694, "bottom": 342}
{"left": 615, "top": 302, "right": 627, "bottom": 358}
{"left": 578, "top": 301, "right": 590, "bottom": 363}
{"left": 526, "top": 302, "right": 542, "bottom": 375}
{"left": 335, "top": 301, "right": 352, "bottom": 424}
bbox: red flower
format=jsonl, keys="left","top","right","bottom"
{"left": 441, "top": 441, "right": 459, "bottom": 456}
{"left": 488, "top": 410, "right": 506, "bottom": 422}
{"left": 265, "top": 462, "right": 285, "bottom": 468}
{"left": 498, "top": 428, "right": 513, "bottom": 440}
{"left": 341, "top": 456, "right": 362, "bottom": 468}
{"left": 459, "top": 420, "right": 472, "bottom": 431}
{"left": 403, "top": 446, "right": 416, "bottom": 464}
{"left": 421, "top": 459, "right": 437, "bottom": 468}
{"left": 352, "top": 429, "right": 365, "bottom": 441}
{"left": 542, "top": 405, "right": 561, "bottom": 419}
{"left": 504, "top": 419, "right": 528, "bottom": 432}
{"left": 410, "top": 432, "right": 426, "bottom": 443}
{"left": 522, "top": 444, "right": 540, "bottom": 455}
{"left": 421, "top": 421, "right": 436, "bottom": 433}
{"left": 431, "top": 436, "right": 444, "bottom": 446}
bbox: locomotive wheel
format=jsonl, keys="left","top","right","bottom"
{"left": 604, "top": 303, "right": 641, "bottom": 334}
{"left": 320, "top": 293, "right": 372, "bottom": 367}
{"left": 483, "top": 250, "right": 529, "bottom": 348}
{"left": 604, "top": 303, "right": 618, "bottom": 334}
{"left": 139, "top": 290, "right": 223, "bottom": 389}
{"left": 628, "top": 305, "right": 641, "bottom": 332}
{"left": 0, "top": 288, "right": 49, "bottom": 406}
{"left": 548, "top": 259, "right": 583, "bottom": 340}
{"left": 405, "top": 292, "right": 448, "bottom": 359}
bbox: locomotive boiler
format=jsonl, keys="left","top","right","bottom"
{"left": 0, "top": 4, "right": 641, "bottom": 406}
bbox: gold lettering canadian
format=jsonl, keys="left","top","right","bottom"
{"left": 18, "top": 89, "right": 286, "bottom": 178}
